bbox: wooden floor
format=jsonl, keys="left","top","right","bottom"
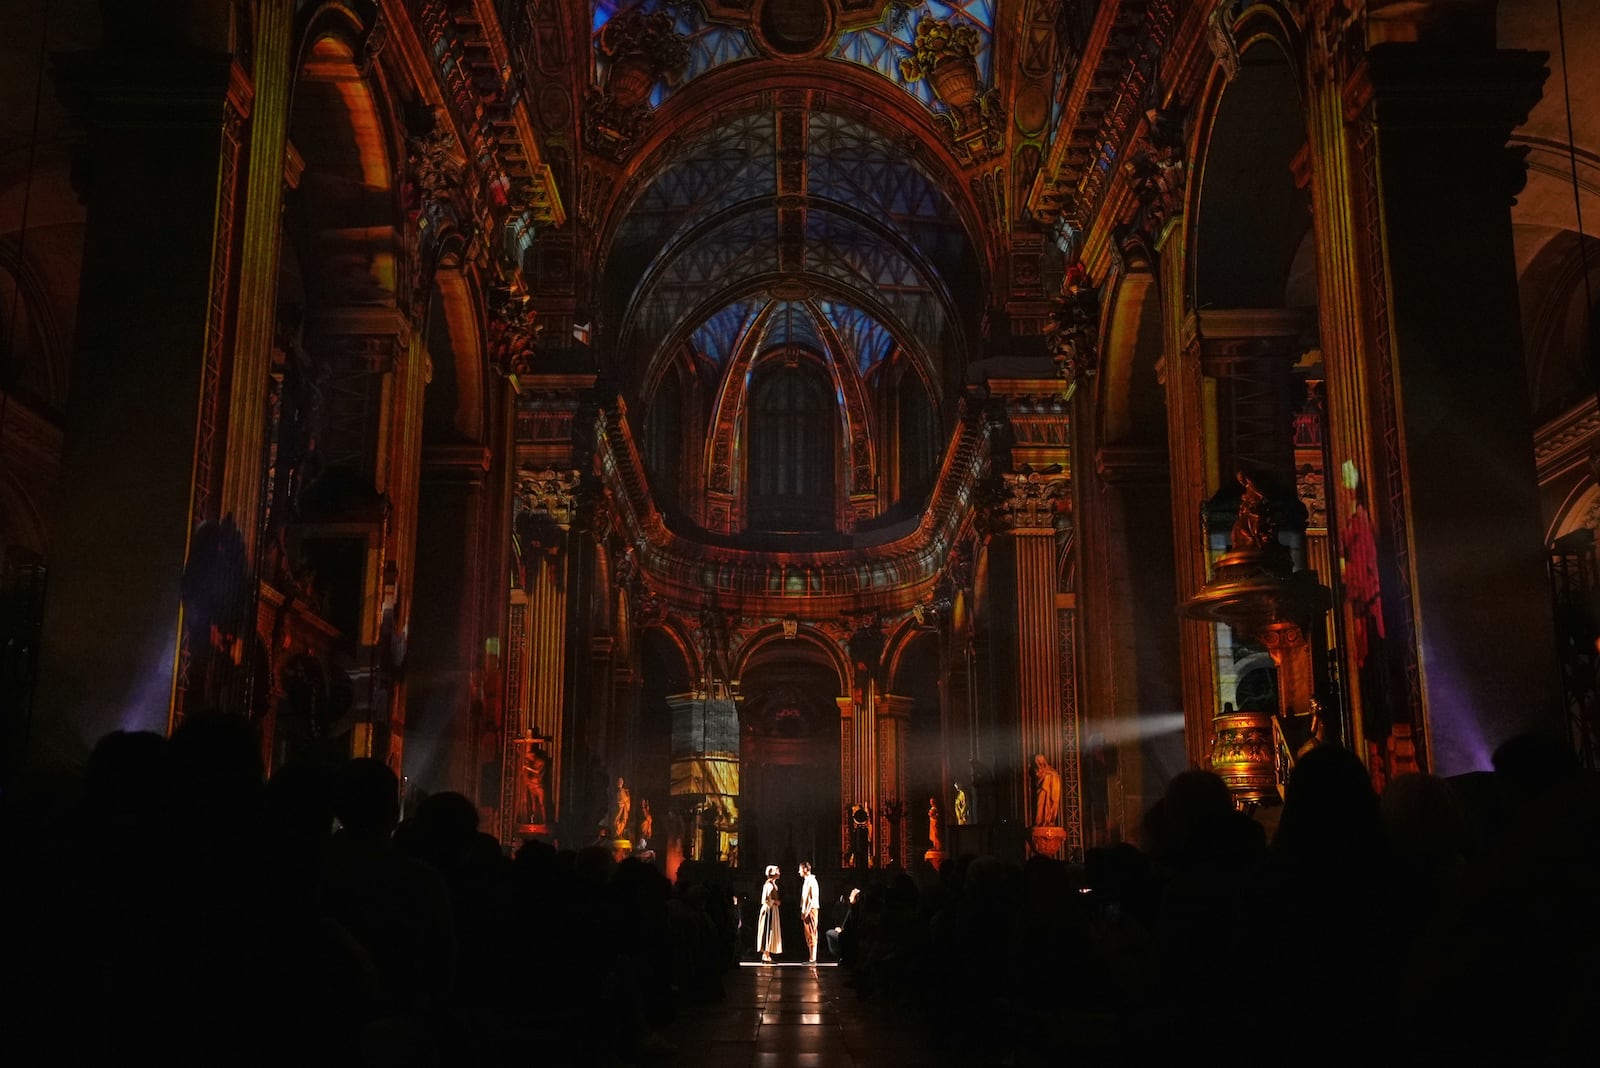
{"left": 656, "top": 961, "right": 966, "bottom": 1068}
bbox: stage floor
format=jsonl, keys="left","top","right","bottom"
{"left": 659, "top": 959, "right": 968, "bottom": 1067}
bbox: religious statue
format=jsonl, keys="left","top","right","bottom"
{"left": 967, "top": 757, "right": 991, "bottom": 823}
{"left": 611, "top": 776, "right": 632, "bottom": 839}
{"left": 1295, "top": 697, "right": 1329, "bottom": 760}
{"left": 927, "top": 797, "right": 944, "bottom": 853}
{"left": 638, "top": 797, "right": 654, "bottom": 846}
{"left": 952, "top": 782, "right": 970, "bottom": 826}
{"left": 520, "top": 741, "right": 549, "bottom": 825}
{"left": 1031, "top": 754, "right": 1062, "bottom": 827}
{"left": 1231, "top": 471, "right": 1277, "bottom": 552}
{"left": 848, "top": 804, "right": 872, "bottom": 870}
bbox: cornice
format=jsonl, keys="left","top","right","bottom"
{"left": 594, "top": 395, "right": 998, "bottom": 619}
{"left": 1535, "top": 396, "right": 1600, "bottom": 482}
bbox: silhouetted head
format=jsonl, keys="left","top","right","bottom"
{"left": 1492, "top": 731, "right": 1580, "bottom": 805}
{"left": 264, "top": 760, "right": 337, "bottom": 846}
{"left": 1148, "top": 769, "right": 1238, "bottom": 866}
{"left": 84, "top": 729, "right": 170, "bottom": 824}
{"left": 333, "top": 757, "right": 400, "bottom": 837}
{"left": 1381, "top": 772, "right": 1468, "bottom": 866}
{"left": 397, "top": 789, "right": 481, "bottom": 868}
{"left": 1273, "top": 745, "right": 1383, "bottom": 863}
{"left": 169, "top": 710, "right": 263, "bottom": 825}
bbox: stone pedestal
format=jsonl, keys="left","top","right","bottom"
{"left": 923, "top": 848, "right": 947, "bottom": 871}
{"left": 1028, "top": 825, "right": 1066, "bottom": 860}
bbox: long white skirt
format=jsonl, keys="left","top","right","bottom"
{"left": 757, "top": 904, "right": 782, "bottom": 956}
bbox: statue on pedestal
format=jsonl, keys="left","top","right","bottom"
{"left": 520, "top": 740, "right": 549, "bottom": 826}
{"left": 927, "top": 797, "right": 944, "bottom": 853}
{"left": 638, "top": 797, "right": 654, "bottom": 847}
{"left": 1031, "top": 754, "right": 1062, "bottom": 827}
{"left": 952, "top": 782, "right": 970, "bottom": 826}
{"left": 611, "top": 776, "right": 632, "bottom": 839}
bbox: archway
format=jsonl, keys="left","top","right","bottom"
{"left": 736, "top": 633, "right": 845, "bottom": 875}
{"left": 406, "top": 267, "right": 491, "bottom": 798}
{"left": 1188, "top": 36, "right": 1334, "bottom": 753}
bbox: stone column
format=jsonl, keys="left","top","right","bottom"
{"left": 876, "top": 693, "right": 912, "bottom": 867}
{"left": 992, "top": 469, "right": 1070, "bottom": 859}
{"left": 839, "top": 687, "right": 883, "bottom": 870}
{"left": 1081, "top": 445, "right": 1184, "bottom": 840}
{"left": 220, "top": 0, "right": 293, "bottom": 545}
{"left": 514, "top": 467, "right": 581, "bottom": 830}
{"left": 33, "top": 45, "right": 250, "bottom": 762}
{"left": 406, "top": 445, "right": 490, "bottom": 796}
{"left": 1354, "top": 43, "right": 1561, "bottom": 772}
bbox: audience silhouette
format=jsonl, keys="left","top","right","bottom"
{"left": 3, "top": 718, "right": 1593, "bottom": 1065}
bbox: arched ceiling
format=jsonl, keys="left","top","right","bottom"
{"left": 585, "top": 0, "right": 1019, "bottom": 403}
{"left": 605, "top": 99, "right": 978, "bottom": 400}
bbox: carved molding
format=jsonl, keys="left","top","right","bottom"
{"left": 993, "top": 469, "right": 1070, "bottom": 533}
{"left": 489, "top": 286, "right": 542, "bottom": 377}
{"left": 515, "top": 467, "right": 583, "bottom": 527}
{"left": 1046, "top": 262, "right": 1102, "bottom": 386}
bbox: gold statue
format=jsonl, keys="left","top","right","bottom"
{"left": 611, "top": 776, "right": 631, "bottom": 839}
{"left": 1031, "top": 754, "right": 1062, "bottom": 827}
{"left": 520, "top": 742, "right": 548, "bottom": 826}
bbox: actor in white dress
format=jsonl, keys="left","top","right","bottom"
{"left": 757, "top": 865, "right": 783, "bottom": 962}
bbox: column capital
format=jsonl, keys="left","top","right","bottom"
{"left": 420, "top": 444, "right": 492, "bottom": 481}
{"left": 1094, "top": 445, "right": 1170, "bottom": 485}
{"left": 55, "top": 51, "right": 250, "bottom": 131}
{"left": 1356, "top": 45, "right": 1546, "bottom": 136}
{"left": 876, "top": 694, "right": 914, "bottom": 720}
{"left": 1191, "top": 308, "right": 1316, "bottom": 378}
{"left": 991, "top": 469, "right": 1070, "bottom": 535}
{"left": 514, "top": 467, "right": 584, "bottom": 531}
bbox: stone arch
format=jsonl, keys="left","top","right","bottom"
{"left": 733, "top": 624, "right": 850, "bottom": 697}
{"left": 1189, "top": 34, "right": 1314, "bottom": 312}
{"left": 1097, "top": 266, "right": 1168, "bottom": 450}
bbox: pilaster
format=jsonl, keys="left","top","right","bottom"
{"left": 1355, "top": 43, "right": 1561, "bottom": 773}
{"left": 34, "top": 47, "right": 248, "bottom": 761}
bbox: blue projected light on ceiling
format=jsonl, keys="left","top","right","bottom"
{"left": 690, "top": 299, "right": 763, "bottom": 366}
{"left": 833, "top": 0, "right": 996, "bottom": 110}
{"left": 818, "top": 300, "right": 897, "bottom": 374}
{"left": 756, "top": 302, "right": 827, "bottom": 358}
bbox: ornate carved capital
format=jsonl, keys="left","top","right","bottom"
{"left": 515, "top": 467, "right": 583, "bottom": 530}
{"left": 993, "top": 469, "right": 1070, "bottom": 534}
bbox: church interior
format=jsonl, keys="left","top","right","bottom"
{"left": 2, "top": 1, "right": 1597, "bottom": 1063}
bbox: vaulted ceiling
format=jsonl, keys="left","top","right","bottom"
{"left": 522, "top": 0, "right": 1071, "bottom": 408}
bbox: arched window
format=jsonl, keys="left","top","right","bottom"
{"left": 747, "top": 361, "right": 835, "bottom": 531}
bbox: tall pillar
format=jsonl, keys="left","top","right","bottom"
{"left": 876, "top": 694, "right": 912, "bottom": 867}
{"left": 1354, "top": 43, "right": 1561, "bottom": 772}
{"left": 220, "top": 0, "right": 293, "bottom": 545}
{"left": 514, "top": 468, "right": 580, "bottom": 832}
{"left": 1080, "top": 445, "right": 1184, "bottom": 840}
{"left": 992, "top": 469, "right": 1071, "bottom": 859}
{"left": 34, "top": 45, "right": 250, "bottom": 763}
{"left": 405, "top": 445, "right": 490, "bottom": 796}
